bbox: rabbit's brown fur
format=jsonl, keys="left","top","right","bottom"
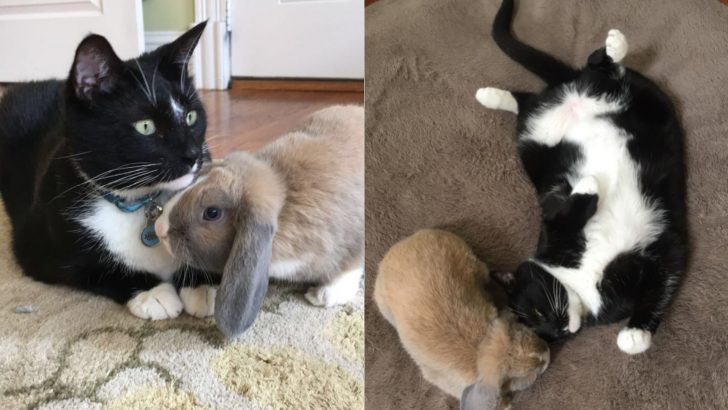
{"left": 374, "top": 229, "right": 549, "bottom": 406}
{"left": 158, "top": 105, "right": 364, "bottom": 336}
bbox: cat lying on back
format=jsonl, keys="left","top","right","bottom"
{"left": 476, "top": 0, "right": 688, "bottom": 354}
{"left": 0, "top": 23, "right": 216, "bottom": 320}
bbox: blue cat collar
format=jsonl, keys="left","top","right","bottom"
{"left": 102, "top": 191, "right": 162, "bottom": 213}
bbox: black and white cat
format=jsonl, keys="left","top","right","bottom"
{"left": 0, "top": 22, "right": 218, "bottom": 320}
{"left": 478, "top": 0, "right": 688, "bottom": 354}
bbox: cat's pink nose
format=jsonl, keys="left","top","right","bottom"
{"left": 155, "top": 219, "right": 168, "bottom": 239}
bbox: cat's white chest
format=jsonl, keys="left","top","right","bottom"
{"left": 523, "top": 89, "right": 624, "bottom": 147}
{"left": 530, "top": 90, "right": 665, "bottom": 315}
{"left": 77, "top": 199, "right": 179, "bottom": 279}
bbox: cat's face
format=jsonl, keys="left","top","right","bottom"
{"left": 495, "top": 261, "right": 572, "bottom": 342}
{"left": 65, "top": 22, "right": 209, "bottom": 196}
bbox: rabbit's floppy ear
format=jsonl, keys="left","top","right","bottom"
{"left": 476, "top": 319, "right": 510, "bottom": 390}
{"left": 214, "top": 215, "right": 275, "bottom": 338}
{"left": 460, "top": 383, "right": 500, "bottom": 410}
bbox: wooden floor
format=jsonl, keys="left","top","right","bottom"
{"left": 200, "top": 88, "right": 363, "bottom": 158}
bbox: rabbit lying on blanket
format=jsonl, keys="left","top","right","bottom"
{"left": 375, "top": 229, "right": 550, "bottom": 409}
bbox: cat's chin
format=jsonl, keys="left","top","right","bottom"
{"left": 157, "top": 172, "right": 196, "bottom": 192}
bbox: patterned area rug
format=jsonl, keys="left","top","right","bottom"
{"left": 0, "top": 201, "right": 363, "bottom": 410}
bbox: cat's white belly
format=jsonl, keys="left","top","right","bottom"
{"left": 77, "top": 199, "right": 180, "bottom": 279}
{"left": 527, "top": 90, "right": 665, "bottom": 314}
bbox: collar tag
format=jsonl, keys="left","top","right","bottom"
{"left": 101, "top": 191, "right": 164, "bottom": 247}
{"left": 141, "top": 225, "right": 160, "bottom": 247}
{"left": 141, "top": 201, "right": 164, "bottom": 248}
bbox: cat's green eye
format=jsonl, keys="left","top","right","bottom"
{"left": 534, "top": 309, "right": 544, "bottom": 318}
{"left": 133, "top": 119, "right": 156, "bottom": 136}
{"left": 186, "top": 110, "right": 198, "bottom": 126}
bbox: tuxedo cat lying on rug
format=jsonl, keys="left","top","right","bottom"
{"left": 476, "top": 0, "right": 687, "bottom": 354}
{"left": 0, "top": 22, "right": 214, "bottom": 320}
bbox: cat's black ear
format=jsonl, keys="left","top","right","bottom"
{"left": 492, "top": 271, "right": 516, "bottom": 293}
{"left": 158, "top": 21, "right": 207, "bottom": 78}
{"left": 69, "top": 34, "right": 124, "bottom": 101}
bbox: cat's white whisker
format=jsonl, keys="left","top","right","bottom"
{"left": 133, "top": 59, "right": 155, "bottom": 107}
{"left": 51, "top": 163, "right": 155, "bottom": 203}
{"left": 150, "top": 60, "right": 159, "bottom": 106}
{"left": 54, "top": 150, "right": 91, "bottom": 160}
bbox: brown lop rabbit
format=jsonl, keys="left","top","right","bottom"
{"left": 374, "top": 229, "right": 550, "bottom": 409}
{"left": 155, "top": 105, "right": 364, "bottom": 337}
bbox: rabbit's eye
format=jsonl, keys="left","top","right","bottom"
{"left": 203, "top": 207, "right": 222, "bottom": 221}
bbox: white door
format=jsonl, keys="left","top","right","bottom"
{"left": 231, "top": 0, "right": 364, "bottom": 79}
{"left": 0, "top": 0, "right": 144, "bottom": 82}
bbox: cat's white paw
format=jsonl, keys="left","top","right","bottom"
{"left": 617, "top": 327, "right": 652, "bottom": 354}
{"left": 566, "top": 289, "right": 583, "bottom": 333}
{"left": 567, "top": 313, "right": 582, "bottom": 333}
{"left": 180, "top": 285, "right": 216, "bottom": 318}
{"left": 572, "top": 175, "right": 599, "bottom": 196}
{"left": 127, "top": 283, "right": 183, "bottom": 320}
{"left": 305, "top": 268, "right": 362, "bottom": 307}
{"left": 476, "top": 87, "right": 519, "bottom": 114}
{"left": 606, "top": 29, "right": 628, "bottom": 63}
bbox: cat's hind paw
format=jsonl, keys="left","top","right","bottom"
{"left": 127, "top": 283, "right": 183, "bottom": 320}
{"left": 476, "top": 87, "right": 519, "bottom": 114}
{"left": 617, "top": 327, "right": 652, "bottom": 354}
{"left": 606, "top": 29, "right": 628, "bottom": 63}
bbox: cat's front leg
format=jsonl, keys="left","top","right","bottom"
{"left": 568, "top": 176, "right": 600, "bottom": 226}
{"left": 179, "top": 286, "right": 217, "bottom": 318}
{"left": 174, "top": 269, "right": 221, "bottom": 318}
{"left": 542, "top": 176, "right": 600, "bottom": 227}
{"left": 71, "top": 266, "right": 183, "bottom": 320}
{"left": 127, "top": 283, "right": 183, "bottom": 320}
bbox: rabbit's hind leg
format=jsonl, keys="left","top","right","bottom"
{"left": 305, "top": 264, "right": 363, "bottom": 308}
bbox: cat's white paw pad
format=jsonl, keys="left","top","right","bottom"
{"left": 476, "top": 87, "right": 518, "bottom": 113}
{"left": 606, "top": 29, "right": 628, "bottom": 63}
{"left": 180, "top": 286, "right": 216, "bottom": 318}
{"left": 617, "top": 328, "right": 652, "bottom": 354}
{"left": 572, "top": 176, "right": 599, "bottom": 195}
{"left": 567, "top": 314, "right": 582, "bottom": 333}
{"left": 127, "top": 283, "right": 183, "bottom": 320}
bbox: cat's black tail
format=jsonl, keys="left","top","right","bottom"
{"left": 492, "top": 0, "right": 577, "bottom": 85}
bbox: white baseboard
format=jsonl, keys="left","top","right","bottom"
{"left": 144, "top": 31, "right": 182, "bottom": 52}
